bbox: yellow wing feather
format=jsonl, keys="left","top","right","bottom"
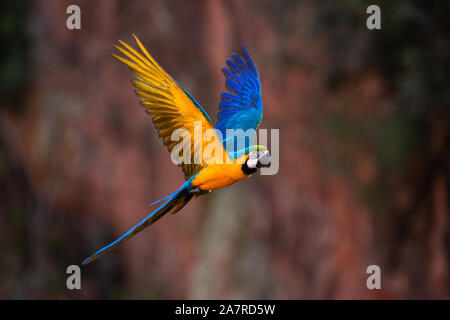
{"left": 114, "top": 35, "right": 223, "bottom": 179}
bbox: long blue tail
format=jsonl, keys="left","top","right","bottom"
{"left": 81, "top": 179, "right": 195, "bottom": 265}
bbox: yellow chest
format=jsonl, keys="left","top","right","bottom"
{"left": 191, "top": 162, "right": 250, "bottom": 191}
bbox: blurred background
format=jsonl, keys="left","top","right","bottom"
{"left": 0, "top": 0, "right": 449, "bottom": 299}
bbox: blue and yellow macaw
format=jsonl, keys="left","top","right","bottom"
{"left": 82, "top": 35, "right": 270, "bottom": 265}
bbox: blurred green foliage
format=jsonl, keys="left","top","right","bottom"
{"left": 317, "top": 0, "right": 449, "bottom": 214}
{"left": 0, "top": 1, "right": 30, "bottom": 110}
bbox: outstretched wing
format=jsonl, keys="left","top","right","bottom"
{"left": 114, "top": 35, "right": 216, "bottom": 179}
{"left": 215, "top": 45, "right": 263, "bottom": 158}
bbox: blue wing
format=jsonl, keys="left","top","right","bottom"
{"left": 215, "top": 45, "right": 263, "bottom": 158}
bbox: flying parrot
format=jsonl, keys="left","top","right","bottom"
{"left": 82, "top": 35, "right": 270, "bottom": 265}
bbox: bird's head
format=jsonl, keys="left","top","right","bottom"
{"left": 242, "top": 145, "right": 271, "bottom": 175}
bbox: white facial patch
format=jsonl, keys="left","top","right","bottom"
{"left": 247, "top": 157, "right": 259, "bottom": 168}
{"left": 247, "top": 151, "right": 259, "bottom": 168}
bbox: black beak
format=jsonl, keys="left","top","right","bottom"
{"left": 257, "top": 161, "right": 271, "bottom": 168}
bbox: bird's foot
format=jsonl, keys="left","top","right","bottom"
{"left": 189, "top": 187, "right": 210, "bottom": 195}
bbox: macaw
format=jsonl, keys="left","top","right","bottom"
{"left": 82, "top": 34, "right": 270, "bottom": 265}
